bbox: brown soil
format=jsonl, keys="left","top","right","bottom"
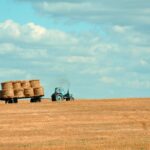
{"left": 0, "top": 98, "right": 149, "bottom": 150}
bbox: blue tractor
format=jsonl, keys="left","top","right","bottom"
{"left": 51, "top": 87, "right": 74, "bottom": 101}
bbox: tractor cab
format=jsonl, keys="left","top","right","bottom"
{"left": 55, "top": 87, "right": 64, "bottom": 94}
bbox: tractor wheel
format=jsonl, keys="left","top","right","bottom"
{"left": 66, "top": 98, "right": 70, "bottom": 101}
{"left": 30, "top": 98, "right": 36, "bottom": 103}
{"left": 8, "top": 99, "right": 13, "bottom": 103}
{"left": 5, "top": 100, "right": 8, "bottom": 104}
{"left": 37, "top": 97, "right": 41, "bottom": 102}
{"left": 56, "top": 95, "right": 63, "bottom": 101}
{"left": 30, "top": 97, "right": 41, "bottom": 103}
{"left": 14, "top": 98, "right": 18, "bottom": 103}
{"left": 51, "top": 94, "right": 56, "bottom": 101}
{"left": 30, "top": 98, "right": 34, "bottom": 103}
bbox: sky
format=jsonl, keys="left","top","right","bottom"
{"left": 0, "top": 0, "right": 150, "bottom": 98}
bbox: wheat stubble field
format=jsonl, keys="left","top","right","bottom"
{"left": 0, "top": 98, "right": 149, "bottom": 150}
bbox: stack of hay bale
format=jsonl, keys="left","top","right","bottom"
{"left": 0, "top": 80, "right": 44, "bottom": 99}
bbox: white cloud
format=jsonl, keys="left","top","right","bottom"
{"left": 0, "top": 68, "right": 26, "bottom": 75}
{"left": 81, "top": 66, "right": 125, "bottom": 75}
{"left": 19, "top": 0, "right": 150, "bottom": 26}
{"left": 0, "top": 42, "right": 48, "bottom": 60}
{"left": 99, "top": 76, "right": 150, "bottom": 89}
{"left": 100, "top": 76, "right": 116, "bottom": 84}
{"left": 127, "top": 80, "right": 150, "bottom": 89}
{"left": 0, "top": 68, "right": 35, "bottom": 84}
{"left": 0, "top": 20, "right": 21, "bottom": 39}
{"left": 19, "top": 49, "right": 48, "bottom": 59}
{"left": 112, "top": 25, "right": 130, "bottom": 33}
{"left": 64, "top": 56, "right": 96, "bottom": 63}
{"left": 0, "top": 20, "right": 78, "bottom": 46}
{"left": 0, "top": 43, "right": 19, "bottom": 54}
{"left": 139, "top": 59, "right": 148, "bottom": 66}
{"left": 25, "top": 22, "right": 47, "bottom": 41}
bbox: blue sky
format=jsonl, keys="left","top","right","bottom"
{"left": 0, "top": 0, "right": 150, "bottom": 98}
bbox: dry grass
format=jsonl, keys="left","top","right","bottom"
{"left": 0, "top": 98, "right": 149, "bottom": 150}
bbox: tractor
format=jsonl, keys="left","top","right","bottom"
{"left": 51, "top": 87, "right": 74, "bottom": 101}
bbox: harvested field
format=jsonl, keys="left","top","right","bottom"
{"left": 0, "top": 98, "right": 149, "bottom": 150}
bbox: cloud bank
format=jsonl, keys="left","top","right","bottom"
{"left": 1, "top": 0, "right": 150, "bottom": 97}
{"left": 18, "top": 0, "right": 150, "bottom": 26}
{"left": 0, "top": 19, "right": 149, "bottom": 98}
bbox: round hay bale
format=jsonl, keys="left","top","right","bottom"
{"left": 1, "top": 81, "right": 13, "bottom": 90}
{"left": 13, "top": 81, "right": 22, "bottom": 89}
{"left": 21, "top": 80, "right": 31, "bottom": 89}
{"left": 30, "top": 80, "right": 40, "bottom": 88}
{"left": 34, "top": 87, "right": 44, "bottom": 96}
{"left": 24, "top": 88, "right": 34, "bottom": 97}
{"left": 1, "top": 89, "right": 14, "bottom": 99}
{"left": 14, "top": 89, "right": 24, "bottom": 98}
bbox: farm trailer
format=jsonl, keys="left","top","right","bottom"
{"left": 0, "top": 80, "right": 44, "bottom": 103}
{"left": 0, "top": 95, "right": 43, "bottom": 104}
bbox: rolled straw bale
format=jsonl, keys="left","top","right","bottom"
{"left": 14, "top": 89, "right": 24, "bottom": 98}
{"left": 24, "top": 88, "right": 34, "bottom": 97}
{"left": 13, "top": 81, "right": 22, "bottom": 89}
{"left": 1, "top": 89, "right": 14, "bottom": 98}
{"left": 34, "top": 87, "right": 44, "bottom": 96}
{"left": 21, "top": 80, "right": 31, "bottom": 89}
{"left": 1, "top": 81, "right": 13, "bottom": 90}
{"left": 30, "top": 80, "right": 40, "bottom": 88}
